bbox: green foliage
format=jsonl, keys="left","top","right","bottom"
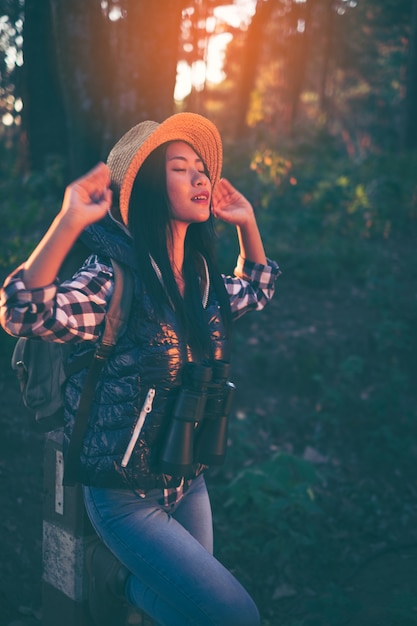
{"left": 222, "top": 132, "right": 417, "bottom": 288}
{"left": 212, "top": 134, "right": 417, "bottom": 625}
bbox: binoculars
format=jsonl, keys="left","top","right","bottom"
{"left": 159, "top": 360, "right": 236, "bottom": 476}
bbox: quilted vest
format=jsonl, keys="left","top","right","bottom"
{"left": 63, "top": 215, "right": 231, "bottom": 492}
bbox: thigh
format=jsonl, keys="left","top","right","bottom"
{"left": 171, "top": 475, "right": 213, "bottom": 554}
{"left": 83, "top": 483, "right": 260, "bottom": 626}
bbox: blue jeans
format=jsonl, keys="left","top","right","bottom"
{"left": 83, "top": 475, "right": 260, "bottom": 626}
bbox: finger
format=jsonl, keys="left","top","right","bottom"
{"left": 73, "top": 163, "right": 111, "bottom": 196}
{"left": 75, "top": 164, "right": 111, "bottom": 204}
{"left": 212, "top": 182, "right": 229, "bottom": 206}
{"left": 90, "top": 188, "right": 112, "bottom": 205}
{"left": 218, "top": 177, "right": 234, "bottom": 190}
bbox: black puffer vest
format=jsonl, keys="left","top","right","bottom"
{"left": 63, "top": 215, "right": 231, "bottom": 492}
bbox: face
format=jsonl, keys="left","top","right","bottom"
{"left": 165, "top": 141, "right": 212, "bottom": 227}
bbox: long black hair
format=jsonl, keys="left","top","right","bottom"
{"left": 127, "top": 142, "right": 232, "bottom": 361}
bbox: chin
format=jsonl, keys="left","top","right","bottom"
{"left": 191, "top": 212, "right": 210, "bottom": 224}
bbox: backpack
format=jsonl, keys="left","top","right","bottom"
{"left": 11, "top": 240, "right": 133, "bottom": 484}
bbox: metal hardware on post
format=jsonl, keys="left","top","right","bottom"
{"left": 55, "top": 450, "right": 64, "bottom": 515}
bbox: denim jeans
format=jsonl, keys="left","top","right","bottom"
{"left": 83, "top": 474, "right": 260, "bottom": 626}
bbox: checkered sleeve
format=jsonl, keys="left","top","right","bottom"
{"left": 223, "top": 255, "right": 281, "bottom": 320}
{"left": 0, "top": 257, "right": 114, "bottom": 343}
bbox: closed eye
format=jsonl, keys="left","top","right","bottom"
{"left": 171, "top": 168, "right": 207, "bottom": 174}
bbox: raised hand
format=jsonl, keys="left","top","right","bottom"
{"left": 61, "top": 162, "right": 112, "bottom": 229}
{"left": 211, "top": 178, "right": 255, "bottom": 228}
{"left": 212, "top": 177, "right": 267, "bottom": 265}
{"left": 22, "top": 163, "right": 112, "bottom": 288}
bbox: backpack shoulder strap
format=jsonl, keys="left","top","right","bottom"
{"left": 96, "top": 258, "right": 133, "bottom": 354}
{"left": 63, "top": 258, "right": 134, "bottom": 486}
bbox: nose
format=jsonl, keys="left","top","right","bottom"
{"left": 193, "top": 170, "right": 209, "bottom": 186}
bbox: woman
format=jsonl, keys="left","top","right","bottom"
{"left": 1, "top": 113, "right": 280, "bottom": 625}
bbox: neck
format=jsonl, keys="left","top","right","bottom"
{"left": 167, "top": 221, "right": 188, "bottom": 295}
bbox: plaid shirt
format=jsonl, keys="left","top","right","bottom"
{"left": 0, "top": 254, "right": 280, "bottom": 504}
{"left": 1, "top": 255, "right": 280, "bottom": 342}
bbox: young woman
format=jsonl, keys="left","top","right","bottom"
{"left": 0, "top": 113, "right": 280, "bottom": 626}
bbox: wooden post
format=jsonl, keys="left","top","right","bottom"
{"left": 42, "top": 430, "right": 95, "bottom": 626}
{"left": 41, "top": 430, "right": 151, "bottom": 625}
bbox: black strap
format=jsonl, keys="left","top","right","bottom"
{"left": 63, "top": 352, "right": 108, "bottom": 486}
{"left": 63, "top": 259, "right": 133, "bottom": 486}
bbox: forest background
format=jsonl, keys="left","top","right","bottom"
{"left": 0, "top": 1, "right": 417, "bottom": 625}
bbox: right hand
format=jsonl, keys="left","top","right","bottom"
{"left": 60, "top": 162, "right": 112, "bottom": 229}
{"left": 21, "top": 163, "right": 113, "bottom": 289}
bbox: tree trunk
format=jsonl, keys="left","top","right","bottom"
{"left": 233, "top": 0, "right": 276, "bottom": 139}
{"left": 21, "top": 0, "right": 67, "bottom": 171}
{"left": 319, "top": 0, "right": 335, "bottom": 124}
{"left": 104, "top": 0, "right": 187, "bottom": 147}
{"left": 287, "top": 0, "right": 313, "bottom": 135}
{"left": 49, "top": 0, "right": 186, "bottom": 179}
{"left": 49, "top": 0, "right": 113, "bottom": 180}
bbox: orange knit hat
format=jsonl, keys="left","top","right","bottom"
{"left": 107, "top": 112, "right": 223, "bottom": 226}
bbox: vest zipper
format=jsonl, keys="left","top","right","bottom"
{"left": 121, "top": 387, "right": 155, "bottom": 467}
{"left": 200, "top": 255, "right": 209, "bottom": 309}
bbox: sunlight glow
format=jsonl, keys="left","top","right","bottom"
{"left": 175, "top": 31, "right": 233, "bottom": 101}
{"left": 297, "top": 19, "right": 306, "bottom": 33}
{"left": 2, "top": 112, "right": 14, "bottom": 126}
{"left": 175, "top": 1, "right": 256, "bottom": 102}
{"left": 213, "top": 2, "right": 256, "bottom": 28}
{"left": 109, "top": 6, "right": 123, "bottom": 21}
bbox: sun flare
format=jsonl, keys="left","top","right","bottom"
{"left": 174, "top": 1, "right": 256, "bottom": 102}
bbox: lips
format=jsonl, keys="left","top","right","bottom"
{"left": 191, "top": 191, "right": 210, "bottom": 202}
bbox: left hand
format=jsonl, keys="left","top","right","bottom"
{"left": 212, "top": 178, "right": 255, "bottom": 228}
